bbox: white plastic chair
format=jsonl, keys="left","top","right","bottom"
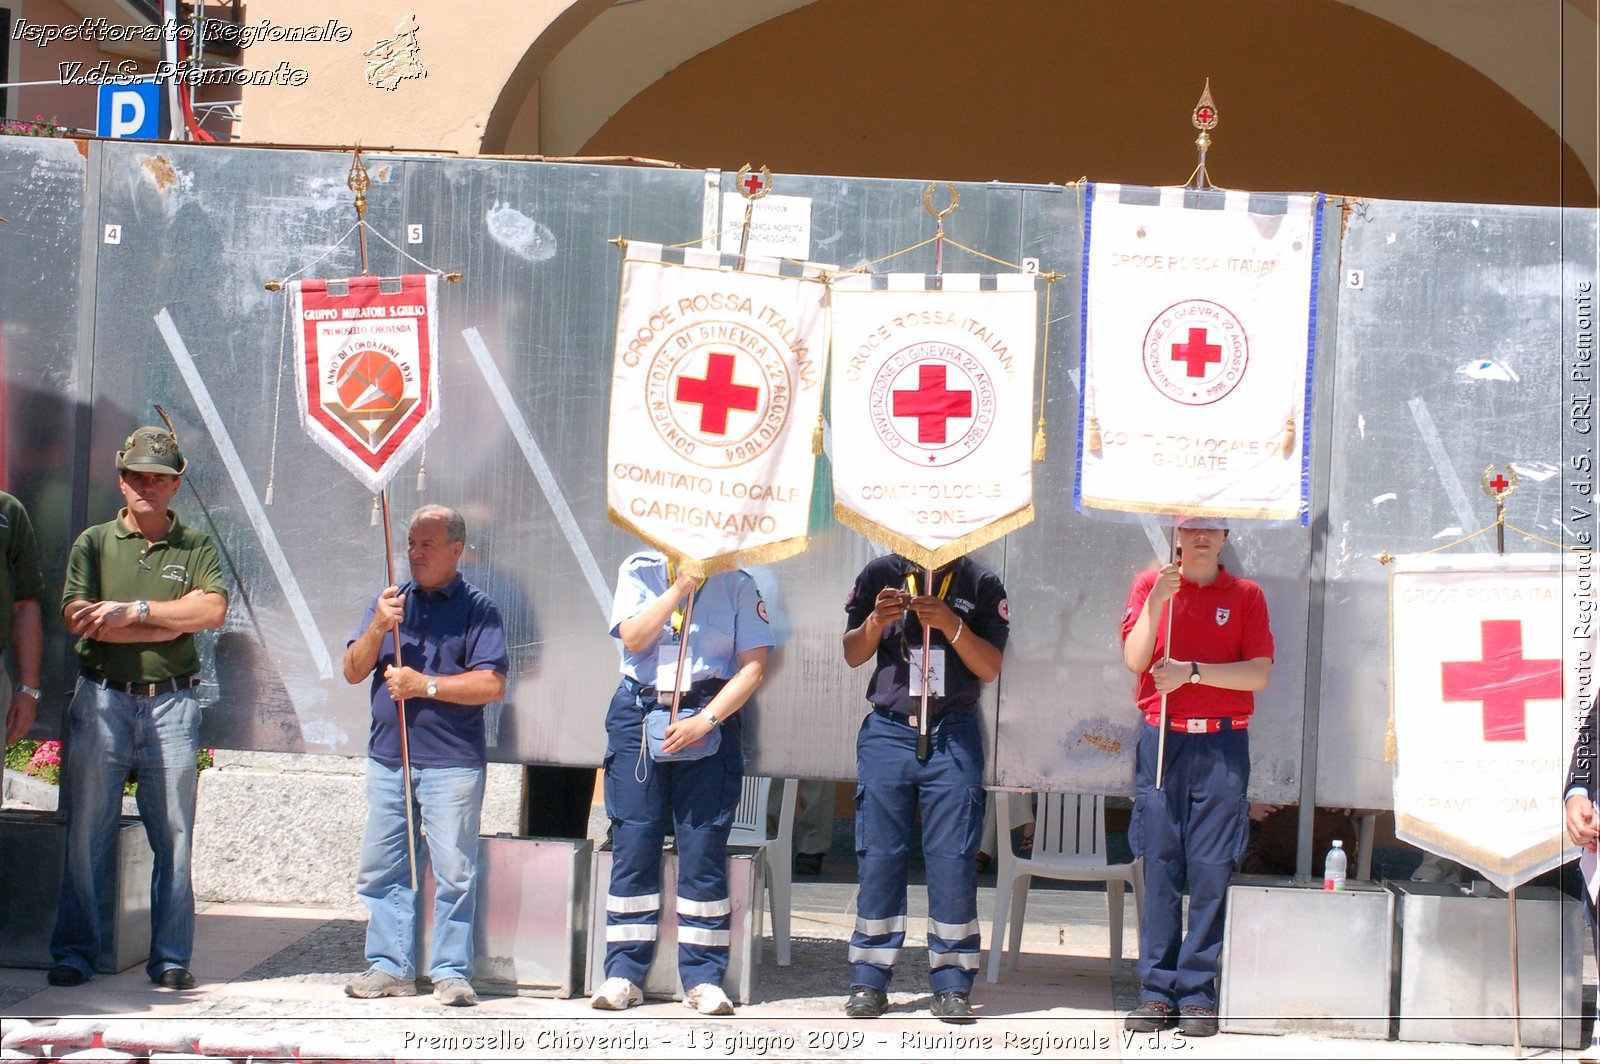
{"left": 728, "top": 776, "right": 797, "bottom": 966}
{"left": 986, "top": 791, "right": 1144, "bottom": 982}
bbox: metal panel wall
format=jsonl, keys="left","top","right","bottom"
{"left": 1317, "top": 200, "right": 1587, "bottom": 807}
{"left": 4, "top": 138, "right": 1588, "bottom": 807}
{"left": 0, "top": 137, "right": 86, "bottom": 729}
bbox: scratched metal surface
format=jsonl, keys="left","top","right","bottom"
{"left": 12, "top": 138, "right": 1577, "bottom": 808}
{"left": 0, "top": 136, "right": 86, "bottom": 738}
{"left": 1317, "top": 199, "right": 1591, "bottom": 808}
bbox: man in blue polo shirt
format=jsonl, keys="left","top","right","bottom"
{"left": 342, "top": 505, "right": 508, "bottom": 1008}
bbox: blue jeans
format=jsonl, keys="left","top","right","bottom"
{"left": 50, "top": 681, "right": 200, "bottom": 980}
{"left": 852, "top": 707, "right": 986, "bottom": 995}
{"left": 356, "top": 757, "right": 485, "bottom": 981}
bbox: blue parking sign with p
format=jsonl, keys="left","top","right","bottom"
{"left": 97, "top": 81, "right": 163, "bottom": 140}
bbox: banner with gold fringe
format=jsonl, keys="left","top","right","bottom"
{"left": 1076, "top": 183, "right": 1323, "bottom": 524}
{"left": 1389, "top": 552, "right": 1587, "bottom": 891}
{"left": 829, "top": 272, "right": 1037, "bottom": 569}
{"left": 606, "top": 241, "right": 830, "bottom": 576}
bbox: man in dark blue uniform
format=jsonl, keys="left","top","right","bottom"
{"left": 842, "top": 552, "right": 1008, "bottom": 1024}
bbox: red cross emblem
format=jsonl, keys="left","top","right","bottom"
{"left": 1171, "top": 327, "right": 1223, "bottom": 379}
{"left": 675, "top": 352, "right": 760, "bottom": 436}
{"left": 892, "top": 363, "right": 973, "bottom": 444}
{"left": 1440, "top": 619, "right": 1561, "bottom": 742}
{"left": 1489, "top": 473, "right": 1510, "bottom": 494}
{"left": 743, "top": 171, "right": 766, "bottom": 196}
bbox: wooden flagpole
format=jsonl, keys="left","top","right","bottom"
{"left": 913, "top": 184, "right": 960, "bottom": 764}
{"left": 1154, "top": 527, "right": 1178, "bottom": 791}
{"left": 379, "top": 488, "right": 419, "bottom": 892}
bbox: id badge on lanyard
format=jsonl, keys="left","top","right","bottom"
{"left": 656, "top": 641, "right": 694, "bottom": 696}
{"left": 909, "top": 647, "right": 946, "bottom": 697}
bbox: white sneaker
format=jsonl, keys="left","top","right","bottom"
{"left": 589, "top": 976, "right": 643, "bottom": 1010}
{"left": 684, "top": 982, "right": 735, "bottom": 1015}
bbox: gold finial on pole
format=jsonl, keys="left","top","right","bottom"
{"left": 1481, "top": 464, "right": 1518, "bottom": 554}
{"left": 349, "top": 147, "right": 372, "bottom": 274}
{"left": 923, "top": 183, "right": 959, "bottom": 276}
{"left": 735, "top": 164, "right": 772, "bottom": 263}
{"left": 1190, "top": 79, "right": 1219, "bottom": 191}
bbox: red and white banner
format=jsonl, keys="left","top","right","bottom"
{"left": 291, "top": 274, "right": 440, "bottom": 494}
{"left": 1390, "top": 553, "right": 1589, "bottom": 890}
{"left": 1077, "top": 184, "right": 1323, "bottom": 523}
{"left": 606, "top": 242, "right": 829, "bottom": 574}
{"left": 830, "top": 273, "right": 1037, "bottom": 568}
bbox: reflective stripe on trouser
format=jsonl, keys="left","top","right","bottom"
{"left": 1129, "top": 723, "right": 1250, "bottom": 1011}
{"left": 601, "top": 680, "right": 743, "bottom": 990}
{"left": 851, "top": 707, "right": 985, "bottom": 994}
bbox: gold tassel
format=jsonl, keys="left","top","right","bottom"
{"left": 1281, "top": 413, "right": 1296, "bottom": 458}
{"left": 812, "top": 414, "right": 824, "bottom": 456}
{"left": 1385, "top": 715, "right": 1397, "bottom": 763}
{"left": 1032, "top": 420, "right": 1047, "bottom": 463}
{"left": 370, "top": 497, "right": 380, "bottom": 526}
{"left": 263, "top": 475, "right": 275, "bottom": 506}
{"left": 1086, "top": 416, "right": 1103, "bottom": 456}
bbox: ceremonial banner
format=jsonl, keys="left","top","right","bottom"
{"left": 606, "top": 241, "right": 829, "bottom": 573}
{"left": 830, "top": 273, "right": 1037, "bottom": 568}
{"left": 291, "top": 274, "right": 440, "bottom": 494}
{"left": 1390, "top": 553, "right": 1589, "bottom": 890}
{"left": 1077, "top": 183, "right": 1324, "bottom": 523}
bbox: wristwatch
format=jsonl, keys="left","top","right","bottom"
{"left": 703, "top": 709, "right": 721, "bottom": 728}
{"left": 1188, "top": 662, "right": 1202, "bottom": 685}
{"left": 425, "top": 677, "right": 438, "bottom": 698}
{"left": 135, "top": 599, "right": 150, "bottom": 622}
{"left": 13, "top": 683, "right": 40, "bottom": 699}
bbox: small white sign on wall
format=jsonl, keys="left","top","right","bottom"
{"left": 718, "top": 193, "right": 813, "bottom": 260}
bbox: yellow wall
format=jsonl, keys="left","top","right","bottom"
{"left": 575, "top": 0, "right": 1594, "bottom": 207}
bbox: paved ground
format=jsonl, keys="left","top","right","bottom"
{"left": 1, "top": 868, "right": 1583, "bottom": 1063}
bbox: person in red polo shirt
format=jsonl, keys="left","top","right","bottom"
{"left": 1120, "top": 516, "right": 1274, "bottom": 1039}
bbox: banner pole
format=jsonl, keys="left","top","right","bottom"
{"left": 670, "top": 586, "right": 697, "bottom": 726}
{"left": 1509, "top": 884, "right": 1522, "bottom": 1058}
{"left": 379, "top": 487, "right": 419, "bottom": 892}
{"left": 1487, "top": 469, "right": 1522, "bottom": 1059}
{"left": 1154, "top": 529, "right": 1177, "bottom": 791}
{"left": 916, "top": 565, "right": 934, "bottom": 764}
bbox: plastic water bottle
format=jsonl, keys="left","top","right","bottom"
{"left": 1323, "top": 839, "right": 1347, "bottom": 891}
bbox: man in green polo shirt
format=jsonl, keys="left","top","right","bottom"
{"left": 48, "top": 424, "right": 228, "bottom": 991}
{"left": 0, "top": 489, "right": 44, "bottom": 747}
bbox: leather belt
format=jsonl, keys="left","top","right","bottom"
{"left": 624, "top": 675, "right": 726, "bottom": 707}
{"left": 82, "top": 671, "right": 200, "bottom": 698}
{"left": 1145, "top": 713, "right": 1250, "bottom": 734}
{"left": 874, "top": 704, "right": 976, "bottom": 728}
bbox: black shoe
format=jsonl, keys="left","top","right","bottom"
{"left": 793, "top": 852, "right": 824, "bottom": 876}
{"left": 153, "top": 967, "right": 196, "bottom": 990}
{"left": 46, "top": 964, "right": 87, "bottom": 987}
{"left": 1124, "top": 999, "right": 1177, "bottom": 1032}
{"left": 1178, "top": 1004, "right": 1219, "bottom": 1037}
{"left": 929, "top": 990, "right": 975, "bottom": 1024}
{"left": 844, "top": 985, "right": 888, "bottom": 1018}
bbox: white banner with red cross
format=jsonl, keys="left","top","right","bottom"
{"left": 1389, "top": 553, "right": 1589, "bottom": 890}
{"left": 606, "top": 241, "right": 829, "bottom": 575}
{"left": 829, "top": 272, "right": 1037, "bottom": 568}
{"left": 291, "top": 274, "right": 440, "bottom": 494}
{"left": 1076, "top": 183, "right": 1324, "bottom": 524}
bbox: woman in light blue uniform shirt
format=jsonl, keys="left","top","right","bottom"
{"left": 589, "top": 550, "right": 773, "bottom": 1015}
